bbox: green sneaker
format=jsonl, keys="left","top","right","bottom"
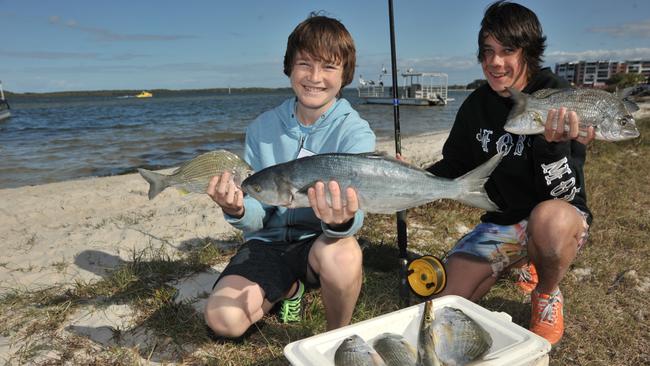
{"left": 279, "top": 281, "right": 304, "bottom": 323}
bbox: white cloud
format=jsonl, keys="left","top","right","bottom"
{"left": 546, "top": 47, "right": 650, "bottom": 63}
{"left": 47, "top": 15, "right": 196, "bottom": 42}
{"left": 589, "top": 19, "right": 650, "bottom": 38}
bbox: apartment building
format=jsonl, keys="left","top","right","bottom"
{"left": 554, "top": 60, "right": 650, "bottom": 87}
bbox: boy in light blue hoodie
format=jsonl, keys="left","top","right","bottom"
{"left": 204, "top": 13, "right": 375, "bottom": 338}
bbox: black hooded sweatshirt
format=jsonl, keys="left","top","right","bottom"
{"left": 427, "top": 68, "right": 592, "bottom": 226}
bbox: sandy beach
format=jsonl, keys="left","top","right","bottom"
{"left": 1, "top": 102, "right": 648, "bottom": 363}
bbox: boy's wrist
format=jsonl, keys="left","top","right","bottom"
{"left": 327, "top": 219, "right": 353, "bottom": 232}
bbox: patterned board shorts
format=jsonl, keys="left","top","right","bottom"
{"left": 447, "top": 206, "right": 590, "bottom": 276}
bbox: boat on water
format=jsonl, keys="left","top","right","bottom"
{"left": 357, "top": 69, "right": 452, "bottom": 106}
{"left": 136, "top": 91, "right": 153, "bottom": 98}
{"left": 0, "top": 80, "right": 11, "bottom": 122}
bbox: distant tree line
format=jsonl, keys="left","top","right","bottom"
{"left": 7, "top": 80, "right": 500, "bottom": 98}
{"left": 605, "top": 73, "right": 648, "bottom": 92}
{"left": 5, "top": 87, "right": 294, "bottom": 99}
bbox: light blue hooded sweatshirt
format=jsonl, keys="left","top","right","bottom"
{"left": 224, "top": 97, "right": 376, "bottom": 242}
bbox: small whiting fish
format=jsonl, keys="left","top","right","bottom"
{"left": 373, "top": 333, "right": 417, "bottom": 366}
{"left": 334, "top": 334, "right": 387, "bottom": 366}
{"left": 138, "top": 149, "right": 253, "bottom": 200}
{"left": 504, "top": 87, "right": 640, "bottom": 141}
{"left": 417, "top": 300, "right": 442, "bottom": 366}
{"left": 241, "top": 152, "right": 503, "bottom": 214}
{"left": 432, "top": 307, "right": 492, "bottom": 366}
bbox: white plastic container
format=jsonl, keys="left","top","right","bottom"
{"left": 284, "top": 295, "right": 551, "bottom": 366}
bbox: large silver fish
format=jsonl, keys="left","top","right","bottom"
{"left": 241, "top": 152, "right": 502, "bottom": 213}
{"left": 373, "top": 333, "right": 417, "bottom": 366}
{"left": 417, "top": 300, "right": 442, "bottom": 366}
{"left": 431, "top": 306, "right": 492, "bottom": 366}
{"left": 334, "top": 334, "right": 387, "bottom": 366}
{"left": 504, "top": 87, "right": 640, "bottom": 141}
{"left": 138, "top": 149, "right": 253, "bottom": 200}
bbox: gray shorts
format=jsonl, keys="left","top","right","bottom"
{"left": 214, "top": 237, "right": 320, "bottom": 303}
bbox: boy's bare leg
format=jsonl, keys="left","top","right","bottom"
{"left": 527, "top": 200, "right": 583, "bottom": 293}
{"left": 308, "top": 235, "right": 363, "bottom": 330}
{"left": 434, "top": 253, "right": 494, "bottom": 301}
{"left": 204, "top": 275, "right": 273, "bottom": 338}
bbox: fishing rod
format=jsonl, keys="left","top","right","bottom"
{"left": 387, "top": 0, "right": 446, "bottom": 306}
{"left": 387, "top": 0, "right": 410, "bottom": 306}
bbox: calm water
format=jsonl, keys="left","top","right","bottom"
{"left": 0, "top": 89, "right": 469, "bottom": 189}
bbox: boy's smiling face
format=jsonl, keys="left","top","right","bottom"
{"left": 290, "top": 51, "right": 343, "bottom": 124}
{"left": 481, "top": 34, "right": 528, "bottom": 97}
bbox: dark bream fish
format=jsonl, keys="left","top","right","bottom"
{"left": 334, "top": 334, "right": 387, "bottom": 366}
{"left": 431, "top": 306, "right": 493, "bottom": 366}
{"left": 241, "top": 152, "right": 502, "bottom": 213}
{"left": 138, "top": 149, "right": 253, "bottom": 200}
{"left": 504, "top": 87, "right": 640, "bottom": 141}
{"left": 372, "top": 333, "right": 417, "bottom": 366}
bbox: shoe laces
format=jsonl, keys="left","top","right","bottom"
{"left": 535, "top": 291, "right": 562, "bottom": 323}
{"left": 280, "top": 281, "right": 303, "bottom": 323}
{"left": 514, "top": 265, "right": 534, "bottom": 282}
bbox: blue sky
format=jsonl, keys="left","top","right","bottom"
{"left": 3, "top": 0, "right": 650, "bottom": 93}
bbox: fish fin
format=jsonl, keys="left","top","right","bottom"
{"left": 177, "top": 187, "right": 190, "bottom": 195}
{"left": 531, "top": 88, "right": 565, "bottom": 98}
{"left": 137, "top": 168, "right": 169, "bottom": 200}
{"left": 361, "top": 151, "right": 391, "bottom": 159}
{"left": 453, "top": 153, "right": 503, "bottom": 212}
{"left": 623, "top": 99, "right": 640, "bottom": 113}
{"left": 617, "top": 86, "right": 639, "bottom": 99}
{"left": 296, "top": 180, "right": 321, "bottom": 194}
{"left": 506, "top": 87, "right": 528, "bottom": 120}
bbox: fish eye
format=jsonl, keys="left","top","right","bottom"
{"left": 619, "top": 118, "right": 627, "bottom": 126}
{"left": 253, "top": 184, "right": 262, "bottom": 193}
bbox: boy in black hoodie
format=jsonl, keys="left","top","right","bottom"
{"left": 429, "top": 1, "right": 595, "bottom": 345}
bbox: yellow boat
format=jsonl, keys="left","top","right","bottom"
{"left": 136, "top": 91, "right": 153, "bottom": 98}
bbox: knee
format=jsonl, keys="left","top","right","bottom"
{"left": 318, "top": 237, "right": 362, "bottom": 275}
{"left": 332, "top": 238, "right": 362, "bottom": 269}
{"left": 529, "top": 200, "right": 576, "bottom": 236}
{"left": 204, "top": 300, "right": 249, "bottom": 338}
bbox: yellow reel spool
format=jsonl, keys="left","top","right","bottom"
{"left": 407, "top": 255, "right": 446, "bottom": 297}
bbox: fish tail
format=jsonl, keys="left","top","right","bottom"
{"left": 506, "top": 87, "right": 528, "bottom": 120}
{"left": 138, "top": 168, "right": 169, "bottom": 200}
{"left": 453, "top": 153, "right": 503, "bottom": 212}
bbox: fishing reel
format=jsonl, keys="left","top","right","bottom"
{"left": 406, "top": 255, "right": 447, "bottom": 298}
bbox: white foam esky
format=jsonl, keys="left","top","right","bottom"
{"left": 2, "top": 0, "right": 650, "bottom": 92}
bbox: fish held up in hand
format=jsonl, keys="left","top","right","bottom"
{"left": 138, "top": 149, "right": 253, "bottom": 200}
{"left": 504, "top": 87, "right": 640, "bottom": 141}
{"left": 241, "top": 152, "right": 503, "bottom": 213}
{"left": 334, "top": 334, "right": 387, "bottom": 366}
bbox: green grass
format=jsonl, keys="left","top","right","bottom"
{"left": 1, "top": 118, "right": 649, "bottom": 365}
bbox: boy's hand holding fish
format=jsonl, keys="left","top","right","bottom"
{"left": 207, "top": 171, "right": 245, "bottom": 218}
{"left": 543, "top": 107, "right": 595, "bottom": 145}
{"left": 307, "top": 181, "right": 359, "bottom": 229}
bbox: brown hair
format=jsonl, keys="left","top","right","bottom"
{"left": 283, "top": 13, "right": 356, "bottom": 89}
{"left": 477, "top": 1, "right": 547, "bottom": 79}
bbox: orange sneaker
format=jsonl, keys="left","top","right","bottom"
{"left": 530, "top": 289, "right": 564, "bottom": 345}
{"left": 513, "top": 262, "right": 538, "bottom": 294}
